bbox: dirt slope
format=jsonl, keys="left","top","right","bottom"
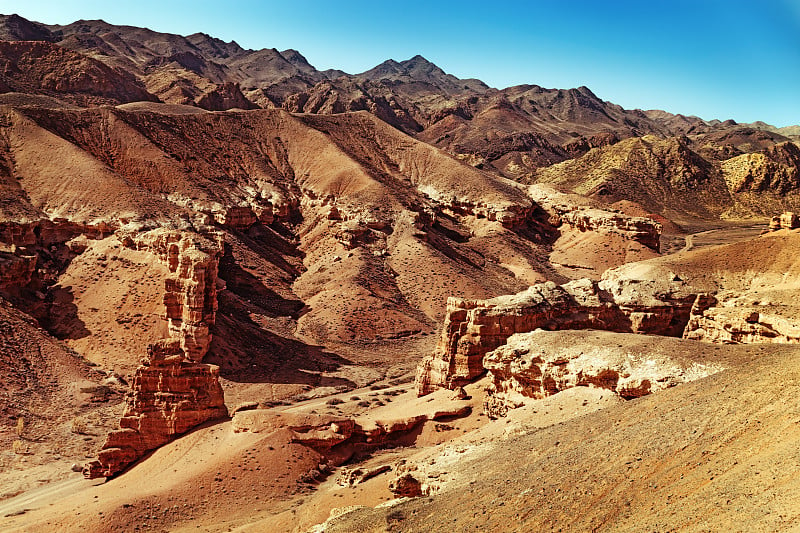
{"left": 320, "top": 342, "right": 800, "bottom": 532}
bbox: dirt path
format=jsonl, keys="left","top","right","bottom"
{"left": 0, "top": 476, "right": 100, "bottom": 527}
{"left": 663, "top": 222, "right": 766, "bottom": 256}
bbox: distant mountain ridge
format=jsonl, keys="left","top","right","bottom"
{"left": 0, "top": 12, "right": 796, "bottom": 179}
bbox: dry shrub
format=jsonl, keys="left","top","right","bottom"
{"left": 12, "top": 440, "right": 28, "bottom": 455}
{"left": 70, "top": 417, "right": 88, "bottom": 435}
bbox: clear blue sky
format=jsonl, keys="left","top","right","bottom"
{"left": 3, "top": 0, "right": 799, "bottom": 126}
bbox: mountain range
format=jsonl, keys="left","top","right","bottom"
{"left": 0, "top": 12, "right": 797, "bottom": 184}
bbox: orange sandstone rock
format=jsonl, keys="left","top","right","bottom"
{"left": 83, "top": 339, "right": 226, "bottom": 478}
{"left": 120, "top": 228, "right": 223, "bottom": 361}
{"left": 415, "top": 271, "right": 696, "bottom": 396}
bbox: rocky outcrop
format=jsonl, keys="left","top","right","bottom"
{"left": 435, "top": 197, "right": 535, "bottom": 229}
{"left": 0, "top": 218, "right": 116, "bottom": 247}
{"left": 211, "top": 205, "right": 258, "bottom": 229}
{"left": 683, "top": 292, "right": 800, "bottom": 344}
{"left": 482, "top": 330, "right": 723, "bottom": 418}
{"left": 119, "top": 228, "right": 223, "bottom": 361}
{"left": 232, "top": 398, "right": 470, "bottom": 460}
{"left": 0, "top": 250, "right": 36, "bottom": 288}
{"left": 83, "top": 339, "right": 227, "bottom": 478}
{"left": 529, "top": 186, "right": 662, "bottom": 251}
{"left": 557, "top": 209, "right": 661, "bottom": 251}
{"left": 768, "top": 211, "right": 799, "bottom": 231}
{"left": 196, "top": 82, "right": 258, "bottom": 111}
{"left": 389, "top": 471, "right": 425, "bottom": 497}
{"left": 415, "top": 270, "right": 697, "bottom": 396}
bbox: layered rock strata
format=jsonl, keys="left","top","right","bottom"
{"left": 83, "top": 228, "right": 227, "bottom": 478}
{"left": 768, "top": 211, "right": 799, "bottom": 231}
{"left": 0, "top": 218, "right": 116, "bottom": 247}
{"left": 0, "top": 250, "right": 37, "bottom": 288}
{"left": 83, "top": 339, "right": 227, "bottom": 478}
{"left": 119, "top": 228, "right": 223, "bottom": 361}
{"left": 529, "top": 186, "right": 662, "bottom": 251}
{"left": 482, "top": 330, "right": 723, "bottom": 418}
{"left": 416, "top": 271, "right": 697, "bottom": 396}
{"left": 683, "top": 292, "right": 800, "bottom": 344}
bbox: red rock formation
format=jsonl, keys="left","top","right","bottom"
{"left": 82, "top": 228, "right": 227, "bottom": 478}
{"left": 0, "top": 218, "right": 115, "bottom": 247}
{"left": 120, "top": 229, "right": 223, "bottom": 361}
{"left": 438, "top": 198, "right": 535, "bottom": 229}
{"left": 83, "top": 339, "right": 227, "bottom": 478}
{"left": 482, "top": 330, "right": 723, "bottom": 418}
{"left": 768, "top": 211, "right": 799, "bottom": 231}
{"left": 683, "top": 292, "right": 800, "bottom": 344}
{"left": 212, "top": 205, "right": 258, "bottom": 229}
{"left": 529, "top": 186, "right": 662, "bottom": 251}
{"left": 0, "top": 250, "right": 36, "bottom": 288}
{"left": 415, "top": 274, "right": 697, "bottom": 396}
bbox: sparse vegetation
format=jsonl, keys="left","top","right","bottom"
{"left": 70, "top": 417, "right": 89, "bottom": 435}
{"left": 12, "top": 440, "right": 29, "bottom": 455}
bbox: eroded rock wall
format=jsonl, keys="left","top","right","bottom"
{"left": 0, "top": 250, "right": 36, "bottom": 288}
{"left": 415, "top": 272, "right": 697, "bottom": 396}
{"left": 529, "top": 186, "right": 662, "bottom": 251}
{"left": 482, "top": 330, "right": 723, "bottom": 418}
{"left": 82, "top": 227, "right": 228, "bottom": 478}
{"left": 83, "top": 339, "right": 227, "bottom": 478}
{"left": 768, "top": 211, "right": 800, "bottom": 231}
{"left": 119, "top": 228, "right": 223, "bottom": 361}
{"left": 0, "top": 218, "right": 116, "bottom": 247}
{"left": 683, "top": 292, "right": 800, "bottom": 344}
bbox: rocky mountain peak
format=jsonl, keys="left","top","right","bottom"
{"left": 0, "top": 13, "right": 56, "bottom": 41}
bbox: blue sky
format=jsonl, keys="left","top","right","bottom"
{"left": 3, "top": 0, "right": 799, "bottom": 126}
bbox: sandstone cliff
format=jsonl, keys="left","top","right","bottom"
{"left": 768, "top": 211, "right": 799, "bottom": 231}
{"left": 415, "top": 270, "right": 698, "bottom": 395}
{"left": 529, "top": 184, "right": 662, "bottom": 251}
{"left": 80, "top": 227, "right": 227, "bottom": 478}
{"left": 119, "top": 228, "right": 223, "bottom": 361}
{"left": 0, "top": 250, "right": 36, "bottom": 288}
{"left": 83, "top": 339, "right": 227, "bottom": 478}
{"left": 483, "top": 330, "right": 723, "bottom": 418}
{"left": 683, "top": 292, "right": 800, "bottom": 344}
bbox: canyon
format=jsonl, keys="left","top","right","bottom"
{"left": 0, "top": 11, "right": 798, "bottom": 533}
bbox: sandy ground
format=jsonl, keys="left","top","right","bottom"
{"left": 0, "top": 202, "right": 792, "bottom": 532}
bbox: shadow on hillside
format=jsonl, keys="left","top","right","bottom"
{"left": 218, "top": 252, "right": 304, "bottom": 318}
{"left": 41, "top": 285, "right": 91, "bottom": 340}
{"left": 207, "top": 293, "right": 355, "bottom": 389}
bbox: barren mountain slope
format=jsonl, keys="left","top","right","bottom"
{"left": 535, "top": 135, "right": 800, "bottom": 221}
{"left": 0, "top": 41, "right": 157, "bottom": 107}
{"left": 2, "top": 14, "right": 776, "bottom": 171}
{"left": 0, "top": 101, "right": 610, "bottom": 398}
{"left": 0, "top": 296, "right": 122, "bottom": 501}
